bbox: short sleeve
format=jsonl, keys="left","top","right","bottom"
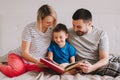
{"left": 99, "top": 31, "right": 109, "bottom": 52}
{"left": 47, "top": 41, "right": 54, "bottom": 52}
{"left": 69, "top": 45, "right": 77, "bottom": 57}
{"left": 22, "top": 25, "right": 32, "bottom": 42}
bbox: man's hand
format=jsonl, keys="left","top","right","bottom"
{"left": 77, "top": 61, "right": 94, "bottom": 73}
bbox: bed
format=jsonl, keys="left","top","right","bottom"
{"left": 0, "top": 53, "right": 120, "bottom": 80}
{"left": 0, "top": 71, "right": 120, "bottom": 80}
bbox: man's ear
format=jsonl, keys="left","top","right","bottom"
{"left": 88, "top": 21, "right": 92, "bottom": 27}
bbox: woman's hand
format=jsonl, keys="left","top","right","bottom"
{"left": 36, "top": 60, "right": 48, "bottom": 68}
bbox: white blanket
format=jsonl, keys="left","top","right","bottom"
{"left": 0, "top": 53, "right": 120, "bottom": 80}
{"left": 0, "top": 71, "right": 120, "bottom": 80}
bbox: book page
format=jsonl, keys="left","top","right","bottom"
{"left": 65, "top": 62, "right": 78, "bottom": 71}
{"left": 65, "top": 59, "right": 87, "bottom": 71}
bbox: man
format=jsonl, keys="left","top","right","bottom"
{"left": 68, "top": 8, "right": 120, "bottom": 77}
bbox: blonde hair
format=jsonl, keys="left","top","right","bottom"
{"left": 37, "top": 4, "right": 57, "bottom": 31}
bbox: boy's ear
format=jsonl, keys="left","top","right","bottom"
{"left": 66, "top": 34, "right": 69, "bottom": 38}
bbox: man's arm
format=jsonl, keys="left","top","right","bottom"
{"left": 86, "top": 31, "right": 109, "bottom": 73}
{"left": 77, "top": 50, "right": 109, "bottom": 73}
{"left": 92, "top": 50, "right": 109, "bottom": 71}
{"left": 88, "top": 50, "right": 109, "bottom": 73}
{"left": 78, "top": 31, "right": 109, "bottom": 73}
{"left": 90, "top": 31, "right": 109, "bottom": 72}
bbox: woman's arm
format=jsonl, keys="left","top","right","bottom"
{"left": 21, "top": 40, "right": 43, "bottom": 67}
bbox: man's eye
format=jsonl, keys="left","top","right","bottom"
{"left": 77, "top": 26, "right": 81, "bottom": 29}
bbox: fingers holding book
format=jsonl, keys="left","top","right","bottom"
{"left": 76, "top": 60, "right": 93, "bottom": 73}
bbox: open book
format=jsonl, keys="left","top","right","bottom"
{"left": 40, "top": 57, "right": 86, "bottom": 74}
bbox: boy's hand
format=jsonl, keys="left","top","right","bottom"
{"left": 59, "top": 63, "right": 69, "bottom": 68}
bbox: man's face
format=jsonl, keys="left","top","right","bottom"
{"left": 73, "top": 19, "right": 90, "bottom": 36}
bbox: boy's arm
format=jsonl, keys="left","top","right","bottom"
{"left": 70, "top": 56, "right": 75, "bottom": 63}
{"left": 48, "top": 51, "right": 59, "bottom": 66}
{"left": 48, "top": 51, "right": 53, "bottom": 60}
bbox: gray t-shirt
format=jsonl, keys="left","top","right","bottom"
{"left": 68, "top": 26, "right": 109, "bottom": 64}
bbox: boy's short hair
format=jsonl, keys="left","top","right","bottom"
{"left": 53, "top": 23, "right": 68, "bottom": 34}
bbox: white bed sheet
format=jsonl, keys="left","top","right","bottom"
{"left": 0, "top": 71, "right": 120, "bottom": 80}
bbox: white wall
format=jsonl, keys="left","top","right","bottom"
{"left": 0, "top": 0, "right": 120, "bottom": 55}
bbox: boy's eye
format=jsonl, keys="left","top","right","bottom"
{"left": 60, "top": 36, "right": 62, "bottom": 39}
{"left": 54, "top": 37, "right": 57, "bottom": 39}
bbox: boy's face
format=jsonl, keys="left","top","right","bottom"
{"left": 53, "top": 31, "right": 68, "bottom": 47}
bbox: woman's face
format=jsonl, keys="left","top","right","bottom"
{"left": 42, "top": 16, "right": 55, "bottom": 29}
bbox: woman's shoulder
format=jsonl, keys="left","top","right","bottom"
{"left": 25, "top": 22, "right": 36, "bottom": 29}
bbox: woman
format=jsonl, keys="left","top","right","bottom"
{"left": 0, "top": 4, "right": 57, "bottom": 77}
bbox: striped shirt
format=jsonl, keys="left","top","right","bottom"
{"left": 22, "top": 22, "right": 53, "bottom": 59}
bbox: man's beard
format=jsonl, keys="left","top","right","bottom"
{"left": 76, "top": 31, "right": 86, "bottom": 36}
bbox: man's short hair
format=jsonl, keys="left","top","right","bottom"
{"left": 72, "top": 8, "right": 92, "bottom": 22}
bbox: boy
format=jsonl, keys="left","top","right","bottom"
{"left": 47, "top": 23, "right": 76, "bottom": 68}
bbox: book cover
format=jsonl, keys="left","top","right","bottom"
{"left": 40, "top": 57, "right": 84, "bottom": 74}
